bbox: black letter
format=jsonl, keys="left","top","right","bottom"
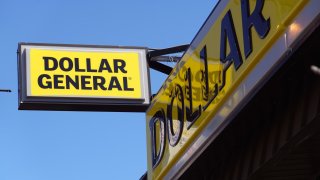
{"left": 185, "top": 68, "right": 201, "bottom": 129}
{"left": 59, "top": 57, "right": 73, "bottom": 71}
{"left": 53, "top": 75, "right": 64, "bottom": 89}
{"left": 38, "top": 74, "right": 52, "bottom": 89}
{"left": 123, "top": 77, "right": 134, "bottom": 91}
{"left": 93, "top": 76, "right": 107, "bottom": 90}
{"left": 74, "top": 58, "right": 85, "bottom": 72}
{"left": 149, "top": 109, "right": 166, "bottom": 168}
{"left": 241, "top": 0, "right": 270, "bottom": 57}
{"left": 200, "top": 46, "right": 220, "bottom": 111}
{"left": 114, "top": 59, "right": 127, "bottom": 73}
{"left": 86, "top": 58, "right": 97, "bottom": 72}
{"left": 108, "top": 76, "right": 122, "bottom": 90}
{"left": 81, "top": 76, "right": 92, "bottom": 90}
{"left": 220, "top": 10, "right": 243, "bottom": 70}
{"left": 98, "top": 59, "right": 113, "bottom": 72}
{"left": 66, "top": 75, "right": 79, "bottom": 89}
{"left": 43, "top": 57, "right": 58, "bottom": 71}
{"left": 200, "top": 46, "right": 209, "bottom": 102}
{"left": 167, "top": 84, "right": 184, "bottom": 146}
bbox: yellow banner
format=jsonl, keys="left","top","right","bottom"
{"left": 146, "top": 0, "right": 308, "bottom": 179}
{"left": 29, "top": 49, "right": 142, "bottom": 99}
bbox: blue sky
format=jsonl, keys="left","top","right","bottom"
{"left": 0, "top": 1, "right": 216, "bottom": 179}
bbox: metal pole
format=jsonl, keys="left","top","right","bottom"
{"left": 0, "top": 89, "right": 11, "bottom": 92}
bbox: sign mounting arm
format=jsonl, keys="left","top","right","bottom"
{"left": 147, "top": 44, "right": 189, "bottom": 75}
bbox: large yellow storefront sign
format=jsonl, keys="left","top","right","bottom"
{"left": 18, "top": 43, "right": 150, "bottom": 111}
{"left": 146, "top": 0, "right": 313, "bottom": 179}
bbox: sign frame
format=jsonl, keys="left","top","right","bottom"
{"left": 18, "top": 42, "right": 151, "bottom": 112}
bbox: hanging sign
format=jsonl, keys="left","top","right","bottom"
{"left": 18, "top": 43, "right": 150, "bottom": 112}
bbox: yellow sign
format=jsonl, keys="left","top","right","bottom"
{"left": 18, "top": 43, "right": 150, "bottom": 111}
{"left": 29, "top": 49, "right": 141, "bottom": 98}
{"left": 146, "top": 0, "right": 311, "bottom": 179}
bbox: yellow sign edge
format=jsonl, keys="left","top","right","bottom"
{"left": 153, "top": 1, "right": 309, "bottom": 179}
